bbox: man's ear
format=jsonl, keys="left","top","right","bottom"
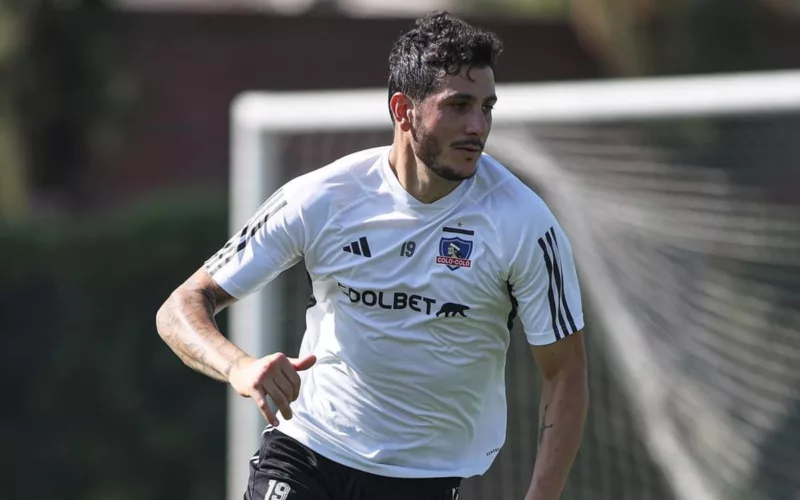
{"left": 390, "top": 92, "right": 414, "bottom": 132}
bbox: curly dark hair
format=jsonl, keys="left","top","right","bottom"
{"left": 387, "top": 12, "right": 503, "bottom": 121}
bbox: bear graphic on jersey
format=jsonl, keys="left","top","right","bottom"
{"left": 436, "top": 303, "right": 470, "bottom": 317}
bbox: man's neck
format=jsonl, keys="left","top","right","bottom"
{"left": 388, "top": 143, "right": 461, "bottom": 204}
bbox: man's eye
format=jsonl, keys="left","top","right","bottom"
{"left": 452, "top": 102, "right": 470, "bottom": 111}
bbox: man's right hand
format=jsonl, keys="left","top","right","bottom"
{"left": 227, "top": 353, "right": 317, "bottom": 427}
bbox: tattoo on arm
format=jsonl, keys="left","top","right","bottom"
{"left": 156, "top": 270, "right": 245, "bottom": 382}
{"left": 539, "top": 404, "right": 554, "bottom": 446}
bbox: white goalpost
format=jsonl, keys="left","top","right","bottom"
{"left": 227, "top": 70, "right": 800, "bottom": 500}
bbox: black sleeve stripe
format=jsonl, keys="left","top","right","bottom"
{"left": 544, "top": 231, "right": 572, "bottom": 338}
{"left": 250, "top": 188, "right": 287, "bottom": 226}
{"left": 206, "top": 236, "right": 245, "bottom": 275}
{"left": 206, "top": 249, "right": 239, "bottom": 276}
{"left": 205, "top": 193, "right": 288, "bottom": 276}
{"left": 548, "top": 228, "right": 578, "bottom": 334}
{"left": 537, "top": 237, "right": 562, "bottom": 340}
{"left": 206, "top": 224, "right": 250, "bottom": 275}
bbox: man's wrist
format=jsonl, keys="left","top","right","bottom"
{"left": 224, "top": 353, "right": 253, "bottom": 382}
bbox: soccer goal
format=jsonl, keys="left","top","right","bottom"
{"left": 227, "top": 70, "right": 800, "bottom": 500}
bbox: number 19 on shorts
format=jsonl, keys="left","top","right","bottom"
{"left": 265, "top": 479, "right": 291, "bottom": 500}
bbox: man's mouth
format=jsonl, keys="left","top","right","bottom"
{"left": 454, "top": 145, "right": 482, "bottom": 152}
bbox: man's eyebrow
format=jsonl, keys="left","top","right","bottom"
{"left": 445, "top": 93, "right": 498, "bottom": 102}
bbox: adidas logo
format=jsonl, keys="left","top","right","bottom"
{"left": 342, "top": 236, "right": 372, "bottom": 257}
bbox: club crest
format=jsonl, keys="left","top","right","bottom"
{"left": 436, "top": 236, "right": 473, "bottom": 270}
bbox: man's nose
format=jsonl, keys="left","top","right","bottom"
{"left": 464, "top": 108, "right": 489, "bottom": 137}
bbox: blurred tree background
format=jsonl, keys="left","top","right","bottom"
{"left": 466, "top": 0, "right": 798, "bottom": 76}
{"left": 0, "top": 1, "right": 28, "bottom": 220}
{"left": 569, "top": 0, "right": 798, "bottom": 75}
{"left": 0, "top": 0, "right": 135, "bottom": 221}
{"left": 2, "top": 0, "right": 796, "bottom": 221}
{"left": 1, "top": 193, "right": 228, "bottom": 500}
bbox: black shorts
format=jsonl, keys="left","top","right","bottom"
{"left": 244, "top": 429, "right": 461, "bottom": 500}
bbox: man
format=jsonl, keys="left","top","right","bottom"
{"left": 157, "top": 12, "right": 588, "bottom": 500}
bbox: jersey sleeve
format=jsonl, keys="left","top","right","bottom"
{"left": 507, "top": 207, "right": 584, "bottom": 346}
{"left": 203, "top": 186, "right": 305, "bottom": 299}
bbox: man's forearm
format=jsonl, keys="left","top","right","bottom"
{"left": 156, "top": 288, "right": 248, "bottom": 382}
{"left": 526, "top": 368, "right": 589, "bottom": 500}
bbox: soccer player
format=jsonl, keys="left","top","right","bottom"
{"left": 156, "top": 11, "right": 588, "bottom": 500}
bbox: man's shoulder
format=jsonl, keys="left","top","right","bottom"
{"left": 472, "top": 154, "right": 558, "bottom": 250}
{"left": 474, "top": 153, "right": 550, "bottom": 214}
{"left": 283, "top": 146, "right": 388, "bottom": 207}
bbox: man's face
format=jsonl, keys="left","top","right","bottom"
{"left": 411, "top": 66, "right": 496, "bottom": 181}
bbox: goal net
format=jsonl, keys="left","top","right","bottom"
{"left": 227, "top": 71, "right": 800, "bottom": 500}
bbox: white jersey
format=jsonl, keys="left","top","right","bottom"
{"left": 206, "top": 146, "right": 583, "bottom": 479}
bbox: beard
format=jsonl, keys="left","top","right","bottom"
{"left": 411, "top": 122, "right": 477, "bottom": 182}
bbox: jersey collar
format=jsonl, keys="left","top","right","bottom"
{"left": 380, "top": 147, "right": 474, "bottom": 213}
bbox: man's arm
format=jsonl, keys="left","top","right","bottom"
{"left": 525, "top": 330, "right": 589, "bottom": 500}
{"left": 155, "top": 268, "right": 316, "bottom": 426}
{"left": 155, "top": 268, "right": 244, "bottom": 382}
